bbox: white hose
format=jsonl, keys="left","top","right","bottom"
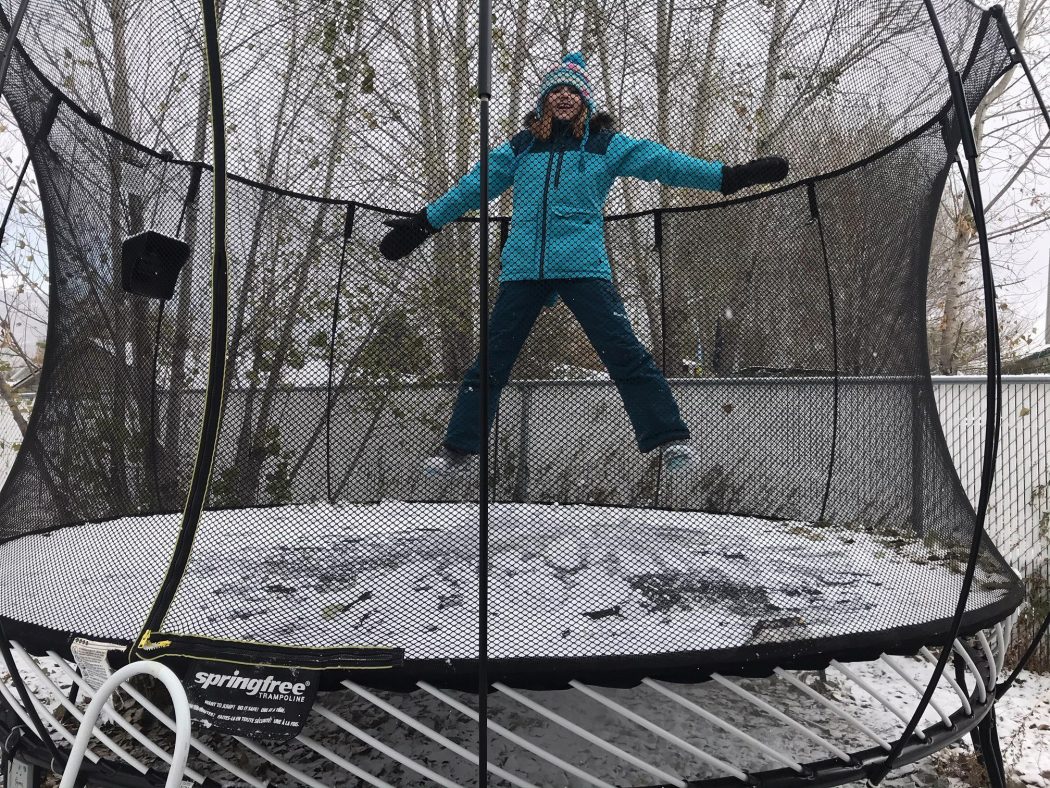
{"left": 59, "top": 661, "right": 191, "bottom": 788}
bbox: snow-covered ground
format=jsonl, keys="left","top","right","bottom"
{"left": 985, "top": 672, "right": 1050, "bottom": 787}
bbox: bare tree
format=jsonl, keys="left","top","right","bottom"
{"left": 0, "top": 102, "right": 47, "bottom": 439}
{"left": 930, "top": 0, "right": 1049, "bottom": 373}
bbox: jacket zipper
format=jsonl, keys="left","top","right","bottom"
{"left": 537, "top": 144, "right": 556, "bottom": 280}
{"left": 553, "top": 148, "right": 565, "bottom": 189}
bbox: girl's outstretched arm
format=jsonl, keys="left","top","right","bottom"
{"left": 607, "top": 133, "right": 724, "bottom": 192}
{"left": 608, "top": 134, "right": 788, "bottom": 195}
{"left": 426, "top": 141, "right": 519, "bottom": 229}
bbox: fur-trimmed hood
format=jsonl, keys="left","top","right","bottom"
{"left": 521, "top": 110, "right": 616, "bottom": 135}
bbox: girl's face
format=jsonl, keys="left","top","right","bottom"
{"left": 546, "top": 85, "right": 583, "bottom": 122}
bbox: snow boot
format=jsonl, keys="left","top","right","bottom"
{"left": 661, "top": 441, "right": 696, "bottom": 473}
{"left": 424, "top": 446, "right": 477, "bottom": 478}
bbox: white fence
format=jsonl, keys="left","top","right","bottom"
{"left": 933, "top": 376, "right": 1050, "bottom": 575}
{"left": 0, "top": 401, "right": 23, "bottom": 482}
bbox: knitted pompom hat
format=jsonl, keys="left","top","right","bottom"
{"left": 536, "top": 52, "right": 596, "bottom": 116}
{"left": 536, "top": 52, "right": 596, "bottom": 170}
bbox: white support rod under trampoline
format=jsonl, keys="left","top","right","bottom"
{"left": 12, "top": 643, "right": 149, "bottom": 775}
{"left": 48, "top": 654, "right": 208, "bottom": 785}
{"left": 492, "top": 681, "right": 687, "bottom": 788}
{"left": 918, "top": 647, "right": 971, "bottom": 715}
{"left": 878, "top": 656, "right": 952, "bottom": 728}
{"left": 295, "top": 732, "right": 397, "bottom": 788}
{"left": 417, "top": 681, "right": 617, "bottom": 788}
{"left": 952, "top": 642, "right": 987, "bottom": 702}
{"left": 567, "top": 679, "right": 748, "bottom": 782}
{"left": 976, "top": 633, "right": 998, "bottom": 690}
{"left": 641, "top": 678, "right": 803, "bottom": 773}
{"left": 115, "top": 667, "right": 267, "bottom": 788}
{"left": 0, "top": 660, "right": 103, "bottom": 767}
{"left": 342, "top": 680, "right": 540, "bottom": 788}
{"left": 709, "top": 673, "right": 852, "bottom": 764}
{"left": 993, "top": 623, "right": 1006, "bottom": 676}
{"left": 58, "top": 661, "right": 190, "bottom": 788}
{"left": 0, "top": 640, "right": 1002, "bottom": 788}
{"left": 233, "top": 735, "right": 331, "bottom": 788}
{"left": 773, "top": 668, "right": 891, "bottom": 751}
{"left": 828, "top": 660, "right": 928, "bottom": 742}
{"left": 312, "top": 703, "right": 465, "bottom": 788}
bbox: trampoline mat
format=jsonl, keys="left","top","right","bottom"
{"left": 0, "top": 501, "right": 1015, "bottom": 660}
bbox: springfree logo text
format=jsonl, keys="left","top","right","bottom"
{"left": 194, "top": 670, "right": 309, "bottom": 698}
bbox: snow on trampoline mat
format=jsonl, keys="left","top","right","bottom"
{"left": 0, "top": 501, "right": 1011, "bottom": 659}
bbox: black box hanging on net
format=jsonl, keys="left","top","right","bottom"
{"left": 121, "top": 230, "right": 191, "bottom": 300}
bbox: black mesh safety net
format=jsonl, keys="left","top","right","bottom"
{"left": 0, "top": 0, "right": 1029, "bottom": 691}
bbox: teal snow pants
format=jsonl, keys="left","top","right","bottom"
{"left": 443, "top": 278, "right": 689, "bottom": 454}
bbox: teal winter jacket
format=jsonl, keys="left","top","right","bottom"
{"left": 425, "top": 114, "right": 723, "bottom": 281}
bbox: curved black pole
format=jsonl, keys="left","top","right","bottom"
{"left": 133, "top": 0, "right": 229, "bottom": 657}
{"left": 326, "top": 204, "right": 355, "bottom": 504}
{"left": 991, "top": 6, "right": 1050, "bottom": 692}
{"left": 993, "top": 9, "right": 1050, "bottom": 132}
{"left": 808, "top": 181, "right": 840, "bottom": 524}
{"left": 478, "top": 0, "right": 492, "bottom": 784}
{"left": 869, "top": 3, "right": 1003, "bottom": 783}
{"left": 0, "top": 0, "right": 29, "bottom": 98}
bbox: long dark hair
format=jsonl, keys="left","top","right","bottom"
{"left": 527, "top": 100, "right": 588, "bottom": 141}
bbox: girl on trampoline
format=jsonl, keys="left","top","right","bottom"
{"left": 380, "top": 52, "right": 789, "bottom": 476}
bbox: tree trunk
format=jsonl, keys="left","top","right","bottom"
{"left": 496, "top": 0, "right": 531, "bottom": 218}
{"left": 160, "top": 75, "right": 212, "bottom": 505}
{"left": 655, "top": 0, "right": 674, "bottom": 208}
{"left": 756, "top": 0, "right": 787, "bottom": 155}
{"left": 105, "top": 0, "right": 135, "bottom": 501}
{"left": 691, "top": 0, "right": 726, "bottom": 153}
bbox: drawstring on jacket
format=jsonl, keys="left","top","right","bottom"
{"left": 578, "top": 107, "right": 591, "bottom": 171}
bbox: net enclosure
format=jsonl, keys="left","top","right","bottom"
{"left": 0, "top": 0, "right": 1033, "bottom": 703}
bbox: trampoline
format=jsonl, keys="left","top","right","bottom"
{"left": 0, "top": 502, "right": 1021, "bottom": 674}
{"left": 0, "top": 0, "right": 1045, "bottom": 784}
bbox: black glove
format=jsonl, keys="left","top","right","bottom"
{"left": 720, "top": 156, "right": 789, "bottom": 196}
{"left": 379, "top": 209, "right": 437, "bottom": 260}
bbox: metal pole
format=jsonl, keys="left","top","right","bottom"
{"left": 477, "top": 0, "right": 492, "bottom": 785}
{"left": 869, "top": 3, "right": 1002, "bottom": 782}
{"left": 134, "top": 0, "right": 230, "bottom": 657}
{"left": 0, "top": 0, "right": 31, "bottom": 98}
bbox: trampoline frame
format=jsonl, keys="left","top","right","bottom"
{"left": 0, "top": 0, "right": 1045, "bottom": 785}
{"left": 0, "top": 617, "right": 1020, "bottom": 787}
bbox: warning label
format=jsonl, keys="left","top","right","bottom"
{"left": 184, "top": 660, "right": 319, "bottom": 741}
{"left": 70, "top": 638, "right": 125, "bottom": 703}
